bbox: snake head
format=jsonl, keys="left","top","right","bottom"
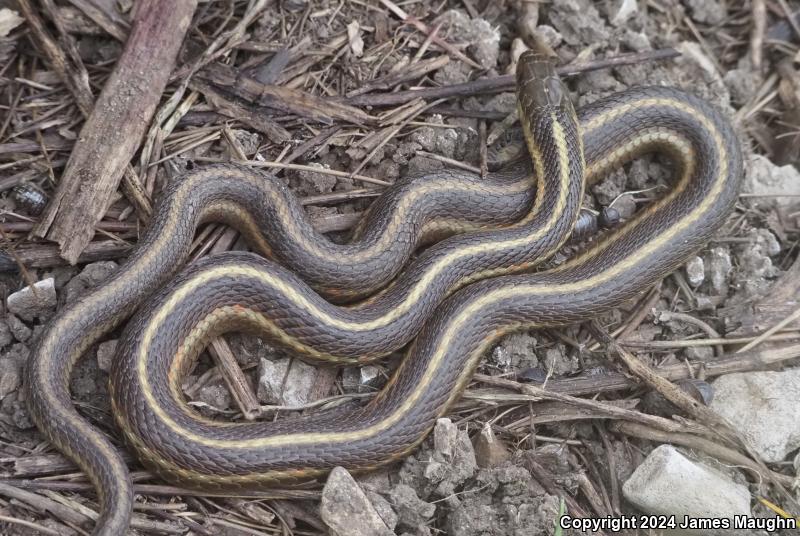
{"left": 516, "top": 51, "right": 568, "bottom": 111}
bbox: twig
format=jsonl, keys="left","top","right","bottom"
{"left": 610, "top": 421, "right": 794, "bottom": 487}
{"left": 343, "top": 48, "right": 681, "bottom": 107}
{"left": 33, "top": 0, "right": 198, "bottom": 263}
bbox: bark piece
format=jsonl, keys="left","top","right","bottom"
{"left": 33, "top": 0, "right": 197, "bottom": 264}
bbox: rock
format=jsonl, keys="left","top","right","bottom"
{"left": 705, "top": 247, "right": 732, "bottom": 296}
{"left": 195, "top": 381, "right": 232, "bottom": 411}
{"left": 5, "top": 314, "right": 31, "bottom": 344}
{"left": 547, "top": 0, "right": 609, "bottom": 47}
{"left": 388, "top": 484, "right": 435, "bottom": 534}
{"left": 342, "top": 365, "right": 383, "bottom": 393}
{"left": 7, "top": 278, "right": 57, "bottom": 321}
{"left": 490, "top": 332, "right": 538, "bottom": 370}
{"left": 685, "top": 256, "right": 705, "bottom": 287}
{"left": 623, "top": 445, "right": 750, "bottom": 535}
{"left": 0, "top": 357, "right": 22, "bottom": 399}
{"left": 320, "top": 467, "right": 394, "bottom": 536}
{"left": 257, "top": 357, "right": 316, "bottom": 406}
{"left": 64, "top": 261, "right": 118, "bottom": 304}
{"left": 96, "top": 339, "right": 118, "bottom": 372}
{"left": 473, "top": 422, "right": 511, "bottom": 468}
{"left": 0, "top": 318, "right": 13, "bottom": 348}
{"left": 436, "top": 10, "right": 499, "bottom": 69}
{"left": 710, "top": 369, "right": 800, "bottom": 462}
{"left": 535, "top": 25, "right": 562, "bottom": 49}
{"left": 423, "top": 418, "right": 478, "bottom": 504}
{"left": 364, "top": 489, "right": 399, "bottom": 532}
{"left": 611, "top": 0, "right": 638, "bottom": 26}
{"left": 685, "top": 0, "right": 727, "bottom": 25}
{"left": 744, "top": 154, "right": 800, "bottom": 209}
{"left": 295, "top": 162, "right": 336, "bottom": 194}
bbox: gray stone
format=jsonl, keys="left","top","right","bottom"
{"left": 320, "top": 467, "right": 394, "bottom": 536}
{"left": 744, "top": 154, "right": 800, "bottom": 209}
{"left": 685, "top": 256, "right": 705, "bottom": 287}
{"left": 705, "top": 247, "right": 732, "bottom": 296}
{"left": 436, "top": 10, "right": 499, "bottom": 69}
{"left": 611, "top": 0, "right": 638, "bottom": 26}
{"left": 195, "top": 382, "right": 232, "bottom": 411}
{"left": 490, "top": 332, "right": 538, "bottom": 370}
{"left": 5, "top": 314, "right": 31, "bottom": 344}
{"left": 711, "top": 369, "right": 800, "bottom": 463}
{"left": 686, "top": 0, "right": 727, "bottom": 25}
{"left": 64, "top": 261, "right": 118, "bottom": 304}
{"left": 0, "top": 357, "right": 22, "bottom": 399}
{"left": 342, "top": 364, "right": 384, "bottom": 393}
{"left": 0, "top": 318, "right": 13, "bottom": 348}
{"left": 388, "top": 484, "right": 435, "bottom": 534}
{"left": 257, "top": 357, "right": 316, "bottom": 406}
{"left": 96, "top": 339, "right": 118, "bottom": 372}
{"left": 623, "top": 445, "right": 750, "bottom": 535}
{"left": 7, "top": 278, "right": 57, "bottom": 321}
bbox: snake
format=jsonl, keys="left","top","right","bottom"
{"left": 24, "top": 50, "right": 743, "bottom": 535}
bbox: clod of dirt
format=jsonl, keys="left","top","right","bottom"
{"left": 685, "top": 0, "right": 728, "bottom": 25}
{"left": 63, "top": 261, "right": 118, "bottom": 304}
{"left": 388, "top": 483, "right": 436, "bottom": 536}
{"left": 731, "top": 229, "right": 781, "bottom": 299}
{"left": 744, "top": 154, "right": 800, "bottom": 210}
{"left": 0, "top": 356, "right": 22, "bottom": 399}
{"left": 96, "top": 339, "right": 118, "bottom": 372}
{"left": 446, "top": 463, "right": 558, "bottom": 536}
{"left": 490, "top": 332, "right": 539, "bottom": 371}
{"left": 546, "top": 0, "right": 610, "bottom": 47}
{"left": 710, "top": 368, "right": 800, "bottom": 463}
{"left": 435, "top": 10, "right": 500, "bottom": 70}
{"left": 623, "top": 445, "right": 750, "bottom": 535}
{"left": 7, "top": 278, "right": 57, "bottom": 322}
{"left": 5, "top": 314, "right": 31, "bottom": 344}
{"left": 0, "top": 318, "right": 14, "bottom": 348}
{"left": 473, "top": 422, "right": 511, "bottom": 469}
{"left": 194, "top": 381, "right": 232, "bottom": 412}
{"left": 320, "top": 466, "right": 394, "bottom": 536}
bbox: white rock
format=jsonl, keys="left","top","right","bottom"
{"left": 744, "top": 154, "right": 800, "bottom": 208}
{"left": 710, "top": 369, "right": 800, "bottom": 462}
{"left": 7, "top": 278, "right": 57, "bottom": 322}
{"left": 685, "top": 256, "right": 705, "bottom": 287}
{"left": 612, "top": 0, "right": 638, "bottom": 26}
{"left": 257, "top": 357, "right": 316, "bottom": 406}
{"left": 623, "top": 445, "right": 750, "bottom": 535}
{"left": 321, "top": 467, "right": 394, "bottom": 536}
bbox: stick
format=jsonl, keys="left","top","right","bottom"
{"left": 33, "top": 0, "right": 198, "bottom": 264}
{"left": 343, "top": 48, "right": 681, "bottom": 107}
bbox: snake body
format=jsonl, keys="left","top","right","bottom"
{"left": 26, "top": 52, "right": 742, "bottom": 536}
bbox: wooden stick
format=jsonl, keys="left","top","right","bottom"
{"left": 33, "top": 0, "right": 197, "bottom": 264}
{"left": 344, "top": 48, "right": 681, "bottom": 107}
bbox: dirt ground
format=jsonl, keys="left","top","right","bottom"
{"left": 1, "top": 0, "right": 800, "bottom": 535}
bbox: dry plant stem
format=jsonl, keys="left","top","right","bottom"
{"left": 16, "top": 0, "right": 94, "bottom": 115}
{"left": 475, "top": 375, "right": 696, "bottom": 435}
{"left": 524, "top": 457, "right": 606, "bottom": 535}
{"left": 65, "top": 0, "right": 129, "bottom": 42}
{"left": 33, "top": 0, "right": 198, "bottom": 264}
{"left": 208, "top": 340, "right": 262, "bottom": 420}
{"left": 751, "top": 0, "right": 766, "bottom": 71}
{"left": 344, "top": 48, "right": 680, "bottom": 107}
{"left": 610, "top": 421, "right": 794, "bottom": 488}
{"left": 587, "top": 322, "right": 798, "bottom": 509}
{"left": 0, "top": 479, "right": 319, "bottom": 501}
